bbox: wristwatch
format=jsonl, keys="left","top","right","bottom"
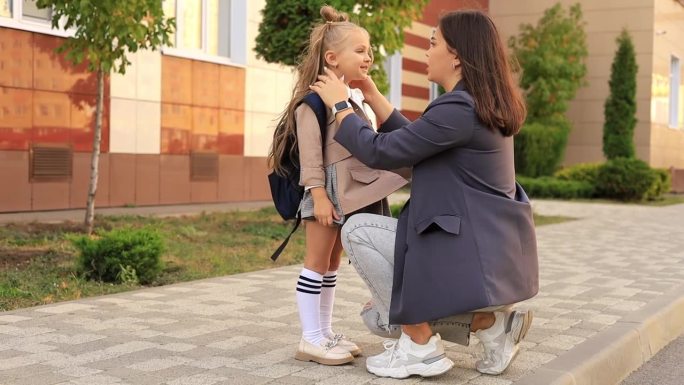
{"left": 331, "top": 100, "right": 352, "bottom": 116}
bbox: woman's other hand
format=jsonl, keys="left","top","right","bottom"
{"left": 310, "top": 187, "right": 340, "bottom": 226}
{"left": 349, "top": 76, "right": 381, "bottom": 105}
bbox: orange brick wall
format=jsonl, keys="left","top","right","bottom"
{"left": 0, "top": 28, "right": 110, "bottom": 153}
{"left": 160, "top": 56, "right": 245, "bottom": 155}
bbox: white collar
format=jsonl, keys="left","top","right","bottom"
{"left": 347, "top": 85, "right": 365, "bottom": 107}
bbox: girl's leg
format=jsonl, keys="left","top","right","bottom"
{"left": 297, "top": 220, "right": 338, "bottom": 346}
{"left": 318, "top": 231, "right": 362, "bottom": 356}
{"left": 295, "top": 221, "right": 353, "bottom": 365}
{"left": 320, "top": 230, "right": 343, "bottom": 339}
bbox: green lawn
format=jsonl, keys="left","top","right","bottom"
{"left": 0, "top": 205, "right": 570, "bottom": 311}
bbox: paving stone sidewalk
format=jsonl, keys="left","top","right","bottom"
{"left": 0, "top": 200, "right": 683, "bottom": 385}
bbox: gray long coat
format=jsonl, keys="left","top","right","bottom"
{"left": 334, "top": 82, "right": 539, "bottom": 324}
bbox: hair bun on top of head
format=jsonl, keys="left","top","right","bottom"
{"left": 320, "top": 5, "right": 349, "bottom": 23}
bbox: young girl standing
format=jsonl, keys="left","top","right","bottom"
{"left": 268, "top": 6, "right": 408, "bottom": 365}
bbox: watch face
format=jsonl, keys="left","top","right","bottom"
{"left": 334, "top": 101, "right": 349, "bottom": 110}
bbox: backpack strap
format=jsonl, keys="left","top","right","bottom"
{"left": 300, "top": 92, "right": 329, "bottom": 147}
{"left": 270, "top": 93, "right": 328, "bottom": 262}
{"left": 270, "top": 212, "right": 301, "bottom": 261}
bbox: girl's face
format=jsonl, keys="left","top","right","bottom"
{"left": 328, "top": 29, "right": 373, "bottom": 83}
{"left": 426, "top": 27, "right": 459, "bottom": 87}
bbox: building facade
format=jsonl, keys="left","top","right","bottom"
{"left": 490, "top": 0, "right": 684, "bottom": 171}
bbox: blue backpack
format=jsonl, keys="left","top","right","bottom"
{"left": 267, "top": 93, "right": 328, "bottom": 261}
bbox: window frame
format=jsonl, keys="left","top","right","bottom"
{"left": 162, "top": 0, "right": 246, "bottom": 67}
{"left": 384, "top": 52, "right": 403, "bottom": 110}
{"left": 669, "top": 54, "right": 681, "bottom": 129}
{"left": 0, "top": 0, "right": 72, "bottom": 38}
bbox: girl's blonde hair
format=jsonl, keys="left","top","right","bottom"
{"left": 268, "top": 5, "right": 371, "bottom": 176}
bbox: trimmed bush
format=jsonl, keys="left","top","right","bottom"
{"left": 71, "top": 227, "right": 164, "bottom": 284}
{"left": 645, "top": 168, "right": 672, "bottom": 200}
{"left": 517, "top": 176, "right": 595, "bottom": 199}
{"left": 603, "top": 30, "right": 638, "bottom": 160}
{"left": 595, "top": 158, "right": 656, "bottom": 201}
{"left": 554, "top": 163, "right": 602, "bottom": 185}
{"left": 514, "top": 120, "right": 570, "bottom": 177}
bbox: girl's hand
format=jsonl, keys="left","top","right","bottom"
{"left": 309, "top": 67, "right": 349, "bottom": 109}
{"left": 312, "top": 193, "right": 341, "bottom": 226}
{"left": 349, "top": 76, "right": 381, "bottom": 105}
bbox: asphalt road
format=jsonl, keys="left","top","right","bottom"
{"left": 621, "top": 334, "right": 684, "bottom": 385}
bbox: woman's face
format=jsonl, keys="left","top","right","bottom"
{"left": 426, "top": 27, "right": 458, "bottom": 87}
{"left": 328, "top": 29, "right": 373, "bottom": 82}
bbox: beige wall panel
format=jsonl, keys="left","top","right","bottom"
{"left": 402, "top": 45, "right": 426, "bottom": 63}
{"left": 109, "top": 98, "right": 137, "bottom": 153}
{"left": 567, "top": 97, "right": 652, "bottom": 124}
{"left": 407, "top": 21, "right": 432, "bottom": 38}
{"left": 650, "top": 124, "right": 684, "bottom": 167}
{"left": 565, "top": 122, "right": 604, "bottom": 146}
{"left": 402, "top": 96, "right": 429, "bottom": 113}
{"left": 402, "top": 70, "right": 431, "bottom": 89}
{"left": 136, "top": 101, "right": 161, "bottom": 154}
{"left": 563, "top": 144, "right": 605, "bottom": 165}
{"left": 577, "top": 74, "right": 653, "bottom": 101}
{"left": 245, "top": 67, "right": 279, "bottom": 114}
{"left": 136, "top": 49, "right": 162, "bottom": 103}
{"left": 491, "top": 0, "right": 653, "bottom": 15}
{"left": 581, "top": 8, "right": 654, "bottom": 33}
{"left": 244, "top": 111, "right": 278, "bottom": 157}
{"left": 110, "top": 52, "right": 137, "bottom": 100}
{"left": 583, "top": 55, "right": 654, "bottom": 78}
{"left": 587, "top": 30, "right": 655, "bottom": 58}
{"left": 275, "top": 70, "right": 296, "bottom": 112}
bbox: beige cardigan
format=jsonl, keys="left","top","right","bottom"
{"left": 295, "top": 101, "right": 408, "bottom": 215}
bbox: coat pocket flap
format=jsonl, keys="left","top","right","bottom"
{"left": 415, "top": 215, "right": 461, "bottom": 235}
{"left": 349, "top": 168, "right": 381, "bottom": 184}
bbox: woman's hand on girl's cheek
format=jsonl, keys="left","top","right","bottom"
{"left": 349, "top": 76, "right": 380, "bottom": 104}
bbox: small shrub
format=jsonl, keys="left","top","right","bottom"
{"left": 595, "top": 158, "right": 656, "bottom": 201}
{"left": 645, "top": 168, "right": 672, "bottom": 200}
{"left": 517, "top": 176, "right": 595, "bottom": 199}
{"left": 554, "top": 163, "right": 602, "bottom": 185}
{"left": 514, "top": 120, "right": 571, "bottom": 177}
{"left": 71, "top": 227, "right": 164, "bottom": 284}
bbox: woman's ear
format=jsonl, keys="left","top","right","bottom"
{"left": 452, "top": 55, "right": 461, "bottom": 70}
{"left": 324, "top": 50, "right": 339, "bottom": 69}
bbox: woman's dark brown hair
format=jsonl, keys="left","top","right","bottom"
{"left": 439, "top": 10, "right": 526, "bottom": 136}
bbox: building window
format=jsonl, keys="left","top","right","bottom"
{"left": 22, "top": 0, "right": 50, "bottom": 20}
{"left": 0, "top": 0, "right": 70, "bottom": 37}
{"left": 0, "top": 0, "right": 11, "bottom": 18}
{"left": 384, "top": 53, "right": 402, "bottom": 110}
{"left": 163, "top": 0, "right": 245, "bottom": 66}
{"left": 670, "top": 55, "right": 681, "bottom": 129}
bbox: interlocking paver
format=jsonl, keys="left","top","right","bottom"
{"left": 0, "top": 200, "right": 683, "bottom": 384}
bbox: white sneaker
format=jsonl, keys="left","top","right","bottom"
{"left": 365, "top": 332, "right": 454, "bottom": 379}
{"left": 294, "top": 338, "right": 354, "bottom": 366}
{"left": 475, "top": 310, "right": 533, "bottom": 375}
{"left": 328, "top": 333, "right": 362, "bottom": 356}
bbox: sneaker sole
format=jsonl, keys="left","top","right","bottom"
{"left": 367, "top": 357, "right": 454, "bottom": 379}
{"left": 514, "top": 310, "right": 533, "bottom": 343}
{"left": 476, "top": 310, "right": 533, "bottom": 376}
{"left": 294, "top": 351, "right": 354, "bottom": 366}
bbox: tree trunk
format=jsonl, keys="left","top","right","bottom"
{"left": 85, "top": 68, "right": 104, "bottom": 235}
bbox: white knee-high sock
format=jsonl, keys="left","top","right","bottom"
{"left": 320, "top": 270, "right": 337, "bottom": 338}
{"left": 296, "top": 268, "right": 324, "bottom": 345}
